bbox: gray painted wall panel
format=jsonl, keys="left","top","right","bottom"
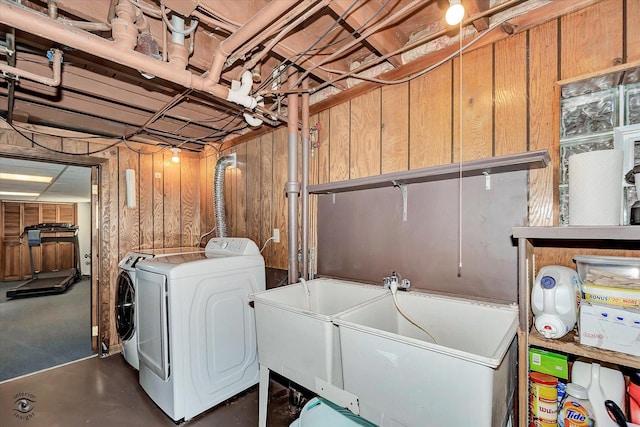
{"left": 317, "top": 171, "right": 528, "bottom": 304}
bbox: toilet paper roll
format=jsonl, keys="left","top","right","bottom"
{"left": 569, "top": 149, "right": 623, "bottom": 225}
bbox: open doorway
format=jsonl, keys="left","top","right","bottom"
{"left": 0, "top": 158, "right": 96, "bottom": 382}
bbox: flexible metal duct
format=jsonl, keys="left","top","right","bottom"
{"left": 214, "top": 154, "right": 236, "bottom": 237}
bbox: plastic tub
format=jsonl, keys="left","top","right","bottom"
{"left": 333, "top": 291, "right": 518, "bottom": 427}
{"left": 251, "top": 278, "right": 388, "bottom": 390}
{"left": 574, "top": 255, "right": 640, "bottom": 286}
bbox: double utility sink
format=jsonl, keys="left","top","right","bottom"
{"left": 251, "top": 278, "right": 518, "bottom": 427}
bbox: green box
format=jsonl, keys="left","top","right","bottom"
{"left": 529, "top": 348, "right": 569, "bottom": 380}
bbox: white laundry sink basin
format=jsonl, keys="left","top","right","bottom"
{"left": 332, "top": 291, "right": 518, "bottom": 427}
{"left": 251, "top": 278, "right": 388, "bottom": 390}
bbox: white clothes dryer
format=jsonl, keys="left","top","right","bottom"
{"left": 116, "top": 247, "right": 204, "bottom": 370}
{"left": 135, "top": 237, "right": 265, "bottom": 422}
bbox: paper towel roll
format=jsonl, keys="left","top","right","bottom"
{"left": 569, "top": 149, "right": 623, "bottom": 225}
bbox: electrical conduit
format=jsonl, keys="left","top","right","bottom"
{"left": 301, "top": 78, "right": 310, "bottom": 279}
{"left": 286, "top": 67, "right": 300, "bottom": 284}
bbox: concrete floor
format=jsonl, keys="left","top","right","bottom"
{"left": 0, "top": 354, "right": 299, "bottom": 427}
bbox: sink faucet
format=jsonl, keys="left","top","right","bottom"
{"left": 383, "top": 271, "right": 410, "bottom": 291}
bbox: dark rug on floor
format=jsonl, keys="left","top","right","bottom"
{"left": 0, "top": 278, "right": 95, "bottom": 382}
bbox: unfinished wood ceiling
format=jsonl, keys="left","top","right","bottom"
{"left": 0, "top": 0, "right": 561, "bottom": 151}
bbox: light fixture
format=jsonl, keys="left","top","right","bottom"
{"left": 0, "top": 191, "right": 40, "bottom": 197}
{"left": 170, "top": 147, "right": 181, "bottom": 163}
{"left": 446, "top": 0, "right": 465, "bottom": 26}
{"left": 0, "top": 172, "right": 53, "bottom": 183}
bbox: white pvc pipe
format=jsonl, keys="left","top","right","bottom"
{"left": 171, "top": 15, "right": 185, "bottom": 45}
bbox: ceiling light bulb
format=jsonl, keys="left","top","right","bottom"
{"left": 170, "top": 147, "right": 181, "bottom": 163}
{"left": 446, "top": 0, "right": 465, "bottom": 25}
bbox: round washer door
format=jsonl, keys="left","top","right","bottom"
{"left": 116, "top": 271, "right": 135, "bottom": 340}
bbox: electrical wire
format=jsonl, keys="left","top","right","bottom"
{"left": 390, "top": 286, "right": 438, "bottom": 344}
{"left": 457, "top": 18, "right": 463, "bottom": 278}
{"left": 0, "top": 115, "right": 124, "bottom": 155}
{"left": 260, "top": 4, "right": 531, "bottom": 97}
{"left": 253, "top": 0, "right": 361, "bottom": 96}
{"left": 259, "top": 236, "right": 274, "bottom": 253}
{"left": 304, "top": 0, "right": 393, "bottom": 54}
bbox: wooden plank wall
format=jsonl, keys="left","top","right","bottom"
{"left": 2, "top": 0, "right": 626, "bottom": 351}
{"left": 212, "top": 0, "right": 638, "bottom": 271}
{"left": 0, "top": 129, "right": 201, "bottom": 352}
{"left": 1, "top": 202, "right": 77, "bottom": 280}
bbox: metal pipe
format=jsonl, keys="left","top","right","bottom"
{"left": 161, "top": 3, "right": 167, "bottom": 62}
{"left": 57, "top": 19, "right": 111, "bottom": 31}
{"left": 5, "top": 28, "right": 15, "bottom": 124}
{"left": 0, "top": 48, "right": 62, "bottom": 87}
{"left": 286, "top": 67, "right": 300, "bottom": 284}
{"left": 206, "top": 0, "right": 300, "bottom": 84}
{"left": 0, "top": 1, "right": 254, "bottom": 108}
{"left": 301, "top": 78, "right": 309, "bottom": 280}
{"left": 47, "top": 0, "right": 57, "bottom": 19}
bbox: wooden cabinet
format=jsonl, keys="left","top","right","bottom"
{"left": 512, "top": 226, "right": 640, "bottom": 426}
{"left": 1, "top": 202, "right": 77, "bottom": 281}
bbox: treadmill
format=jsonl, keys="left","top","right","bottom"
{"left": 7, "top": 223, "right": 82, "bottom": 298}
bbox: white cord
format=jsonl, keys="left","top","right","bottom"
{"left": 457, "top": 17, "right": 463, "bottom": 278}
{"left": 390, "top": 285, "right": 438, "bottom": 344}
{"left": 259, "top": 236, "right": 274, "bottom": 253}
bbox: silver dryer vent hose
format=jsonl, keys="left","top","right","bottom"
{"left": 214, "top": 155, "right": 236, "bottom": 238}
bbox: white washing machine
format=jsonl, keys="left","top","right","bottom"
{"left": 116, "top": 247, "right": 204, "bottom": 370}
{"left": 134, "top": 237, "right": 265, "bottom": 422}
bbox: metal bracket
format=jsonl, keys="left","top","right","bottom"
{"left": 483, "top": 171, "right": 491, "bottom": 190}
{"left": 393, "top": 181, "right": 408, "bottom": 221}
{"left": 314, "top": 378, "right": 360, "bottom": 415}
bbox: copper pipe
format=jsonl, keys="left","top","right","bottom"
{"left": 206, "top": 0, "right": 301, "bottom": 84}
{"left": 0, "top": 48, "right": 62, "bottom": 86}
{"left": 0, "top": 2, "right": 230, "bottom": 100}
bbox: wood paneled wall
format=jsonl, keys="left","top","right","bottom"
{"left": 0, "top": 0, "right": 633, "bottom": 353}
{"left": 0, "top": 127, "right": 201, "bottom": 352}
{"left": 1, "top": 202, "right": 77, "bottom": 281}
{"left": 212, "top": 0, "right": 638, "bottom": 270}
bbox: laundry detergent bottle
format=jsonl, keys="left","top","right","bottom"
{"left": 572, "top": 361, "right": 626, "bottom": 427}
{"left": 558, "top": 383, "right": 595, "bottom": 427}
{"left": 531, "top": 265, "right": 581, "bottom": 339}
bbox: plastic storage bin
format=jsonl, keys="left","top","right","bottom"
{"left": 574, "top": 255, "right": 640, "bottom": 287}
{"left": 333, "top": 291, "right": 518, "bottom": 427}
{"left": 289, "top": 397, "right": 377, "bottom": 427}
